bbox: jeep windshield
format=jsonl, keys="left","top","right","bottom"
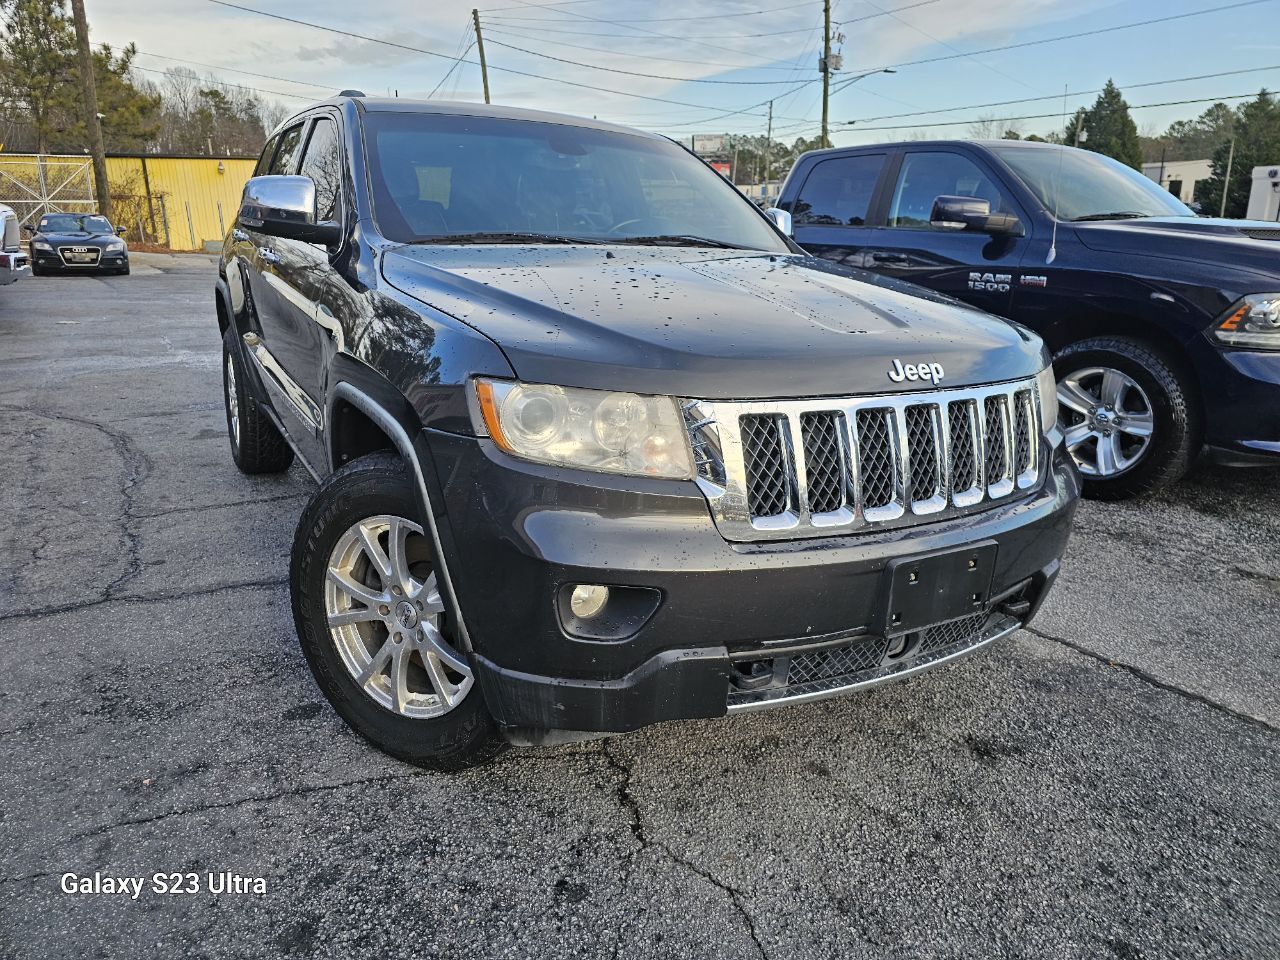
{"left": 990, "top": 144, "right": 1194, "bottom": 222}
{"left": 362, "top": 111, "right": 789, "bottom": 252}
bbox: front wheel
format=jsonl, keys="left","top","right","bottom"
{"left": 222, "top": 326, "right": 293, "bottom": 474}
{"left": 290, "top": 453, "right": 505, "bottom": 769}
{"left": 1053, "top": 336, "right": 1199, "bottom": 500}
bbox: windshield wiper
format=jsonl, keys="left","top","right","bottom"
{"left": 408, "top": 232, "right": 603, "bottom": 245}
{"left": 608, "top": 234, "right": 751, "bottom": 249}
{"left": 1070, "top": 212, "right": 1150, "bottom": 222}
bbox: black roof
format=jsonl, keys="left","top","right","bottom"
{"left": 800, "top": 138, "right": 1062, "bottom": 157}
{"left": 286, "top": 95, "right": 660, "bottom": 140}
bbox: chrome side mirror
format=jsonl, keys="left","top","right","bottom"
{"left": 238, "top": 175, "right": 340, "bottom": 246}
{"left": 765, "top": 206, "right": 792, "bottom": 237}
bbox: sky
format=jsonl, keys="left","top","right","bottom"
{"left": 85, "top": 0, "right": 1280, "bottom": 148}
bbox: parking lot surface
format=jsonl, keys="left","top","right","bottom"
{"left": 1, "top": 256, "right": 1277, "bottom": 959}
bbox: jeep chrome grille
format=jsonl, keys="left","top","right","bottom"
{"left": 683, "top": 378, "right": 1043, "bottom": 542}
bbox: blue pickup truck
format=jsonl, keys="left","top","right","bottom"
{"left": 776, "top": 140, "right": 1280, "bottom": 499}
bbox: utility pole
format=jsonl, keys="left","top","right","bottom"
{"left": 821, "top": 0, "right": 832, "bottom": 148}
{"left": 472, "top": 9, "right": 491, "bottom": 104}
{"left": 70, "top": 0, "right": 111, "bottom": 222}
{"left": 1221, "top": 136, "right": 1236, "bottom": 218}
{"left": 764, "top": 100, "right": 774, "bottom": 187}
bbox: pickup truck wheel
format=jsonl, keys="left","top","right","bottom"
{"left": 291, "top": 453, "right": 505, "bottom": 769}
{"left": 221, "top": 326, "right": 294, "bottom": 474}
{"left": 1053, "top": 336, "right": 1198, "bottom": 500}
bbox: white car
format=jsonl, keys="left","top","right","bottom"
{"left": 0, "top": 204, "right": 31, "bottom": 285}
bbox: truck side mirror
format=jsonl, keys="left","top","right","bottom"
{"left": 765, "top": 206, "right": 793, "bottom": 236}
{"left": 238, "top": 174, "right": 341, "bottom": 246}
{"left": 20, "top": 224, "right": 32, "bottom": 238}
{"left": 930, "top": 195, "right": 1024, "bottom": 238}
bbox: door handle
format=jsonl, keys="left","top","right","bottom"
{"left": 257, "top": 246, "right": 282, "bottom": 265}
{"left": 231, "top": 228, "right": 250, "bottom": 243}
{"left": 871, "top": 252, "right": 909, "bottom": 264}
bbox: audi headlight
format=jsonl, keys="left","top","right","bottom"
{"left": 1036, "top": 365, "right": 1059, "bottom": 429}
{"left": 106, "top": 240, "right": 125, "bottom": 252}
{"left": 32, "top": 241, "right": 52, "bottom": 251}
{"left": 1214, "top": 294, "right": 1280, "bottom": 350}
{"left": 474, "top": 379, "right": 694, "bottom": 479}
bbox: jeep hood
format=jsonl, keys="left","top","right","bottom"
{"left": 1073, "top": 216, "right": 1280, "bottom": 274}
{"left": 381, "top": 246, "right": 1044, "bottom": 398}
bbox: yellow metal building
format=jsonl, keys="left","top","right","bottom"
{"left": 0, "top": 152, "right": 256, "bottom": 252}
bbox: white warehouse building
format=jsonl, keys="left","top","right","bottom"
{"left": 1247, "top": 165, "right": 1280, "bottom": 221}
{"left": 1141, "top": 159, "right": 1212, "bottom": 204}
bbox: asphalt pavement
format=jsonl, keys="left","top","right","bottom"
{"left": 1, "top": 254, "right": 1276, "bottom": 959}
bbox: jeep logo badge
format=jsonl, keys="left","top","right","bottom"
{"left": 888, "top": 358, "right": 944, "bottom": 386}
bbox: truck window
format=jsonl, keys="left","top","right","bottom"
{"left": 888, "top": 152, "right": 1010, "bottom": 229}
{"left": 299, "top": 117, "right": 342, "bottom": 222}
{"left": 253, "top": 133, "right": 280, "bottom": 178}
{"left": 791, "top": 155, "right": 884, "bottom": 226}
{"left": 268, "top": 124, "right": 305, "bottom": 177}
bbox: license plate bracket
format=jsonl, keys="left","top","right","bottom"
{"left": 880, "top": 541, "right": 997, "bottom": 636}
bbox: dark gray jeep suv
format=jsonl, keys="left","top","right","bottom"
{"left": 215, "top": 95, "right": 1079, "bottom": 767}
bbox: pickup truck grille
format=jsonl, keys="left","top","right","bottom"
{"left": 683, "top": 377, "right": 1044, "bottom": 542}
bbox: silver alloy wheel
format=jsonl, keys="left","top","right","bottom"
{"left": 324, "top": 514, "right": 473, "bottom": 718}
{"left": 225, "top": 352, "right": 240, "bottom": 448}
{"left": 1056, "top": 365, "right": 1155, "bottom": 477}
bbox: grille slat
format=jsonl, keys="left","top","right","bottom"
{"left": 800, "top": 412, "right": 848, "bottom": 515}
{"left": 984, "top": 395, "right": 1010, "bottom": 490}
{"left": 1013, "top": 389, "right": 1034, "bottom": 478}
{"left": 739, "top": 415, "right": 790, "bottom": 518}
{"left": 855, "top": 408, "right": 896, "bottom": 511}
{"left": 948, "top": 399, "right": 978, "bottom": 496}
{"left": 905, "top": 404, "right": 940, "bottom": 503}
{"left": 702, "top": 378, "right": 1041, "bottom": 541}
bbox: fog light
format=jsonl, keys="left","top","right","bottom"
{"left": 569, "top": 584, "right": 610, "bottom": 619}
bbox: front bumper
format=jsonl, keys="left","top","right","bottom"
{"left": 429, "top": 430, "right": 1080, "bottom": 735}
{"left": 1195, "top": 345, "right": 1280, "bottom": 462}
{"left": 0, "top": 251, "right": 29, "bottom": 285}
{"left": 31, "top": 249, "right": 128, "bottom": 272}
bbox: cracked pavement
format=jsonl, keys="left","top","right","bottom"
{"left": 1, "top": 255, "right": 1277, "bottom": 959}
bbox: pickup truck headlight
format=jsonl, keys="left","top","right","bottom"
{"left": 1036, "top": 365, "right": 1059, "bottom": 429}
{"left": 32, "top": 241, "right": 52, "bottom": 251}
{"left": 474, "top": 379, "right": 694, "bottom": 479}
{"left": 1214, "top": 294, "right": 1280, "bottom": 349}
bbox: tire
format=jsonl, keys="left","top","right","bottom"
{"left": 31, "top": 264, "right": 46, "bottom": 277}
{"left": 290, "top": 452, "right": 505, "bottom": 769}
{"left": 221, "top": 325, "right": 294, "bottom": 474}
{"left": 117, "top": 264, "right": 130, "bottom": 276}
{"left": 1053, "top": 336, "right": 1199, "bottom": 500}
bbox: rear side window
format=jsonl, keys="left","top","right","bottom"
{"left": 791, "top": 154, "right": 885, "bottom": 226}
{"left": 268, "top": 124, "right": 305, "bottom": 176}
{"left": 887, "top": 151, "right": 1011, "bottom": 229}
{"left": 299, "top": 117, "right": 343, "bottom": 222}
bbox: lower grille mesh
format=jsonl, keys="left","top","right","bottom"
{"left": 785, "top": 638, "right": 887, "bottom": 686}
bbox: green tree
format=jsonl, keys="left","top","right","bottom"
{"left": 1076, "top": 81, "right": 1143, "bottom": 169}
{"left": 0, "top": 0, "right": 76, "bottom": 153}
{"left": 1198, "top": 90, "right": 1280, "bottom": 218}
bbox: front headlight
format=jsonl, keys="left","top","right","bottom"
{"left": 474, "top": 379, "right": 694, "bottom": 479}
{"left": 1214, "top": 294, "right": 1280, "bottom": 349}
{"left": 32, "top": 241, "right": 52, "bottom": 251}
{"left": 106, "top": 240, "right": 125, "bottom": 252}
{"left": 1036, "top": 364, "right": 1059, "bottom": 430}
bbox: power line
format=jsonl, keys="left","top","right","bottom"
{"left": 481, "top": 0, "right": 606, "bottom": 11}
{"left": 127, "top": 49, "right": 332, "bottom": 93}
{"left": 481, "top": 35, "right": 815, "bottom": 85}
{"left": 841, "top": 0, "right": 1278, "bottom": 79}
{"left": 482, "top": 24, "right": 813, "bottom": 71}
{"left": 201, "top": 0, "right": 756, "bottom": 112}
{"left": 487, "top": 2, "right": 812, "bottom": 24}
{"left": 842, "top": 64, "right": 1280, "bottom": 124}
{"left": 844, "top": 91, "right": 1272, "bottom": 132}
{"left": 128, "top": 63, "right": 317, "bottom": 101}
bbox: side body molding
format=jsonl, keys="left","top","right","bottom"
{"left": 329, "top": 381, "right": 474, "bottom": 653}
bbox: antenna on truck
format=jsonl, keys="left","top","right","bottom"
{"left": 1047, "top": 85, "right": 1068, "bottom": 265}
